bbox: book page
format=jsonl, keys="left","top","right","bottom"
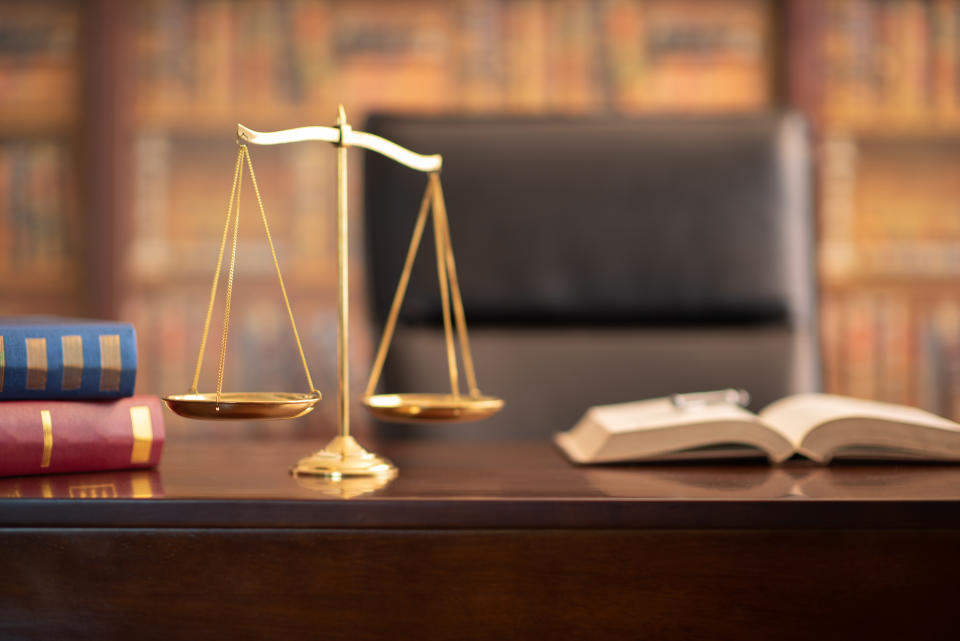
{"left": 759, "top": 393, "right": 960, "bottom": 450}
{"left": 592, "top": 397, "right": 760, "bottom": 434}
{"left": 584, "top": 466, "right": 800, "bottom": 499}
{"left": 556, "top": 396, "right": 796, "bottom": 463}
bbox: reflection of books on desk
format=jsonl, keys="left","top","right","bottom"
{"left": 584, "top": 463, "right": 960, "bottom": 500}
{"left": 583, "top": 465, "right": 803, "bottom": 499}
{"left": 799, "top": 465, "right": 960, "bottom": 500}
{"left": 556, "top": 392, "right": 960, "bottom": 465}
{"left": 0, "top": 468, "right": 163, "bottom": 499}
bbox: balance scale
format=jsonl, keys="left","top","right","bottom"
{"left": 163, "top": 106, "right": 503, "bottom": 481}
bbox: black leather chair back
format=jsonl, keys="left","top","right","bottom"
{"left": 363, "top": 114, "right": 818, "bottom": 440}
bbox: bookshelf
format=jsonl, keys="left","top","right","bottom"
{"left": 119, "top": 0, "right": 777, "bottom": 435}
{"left": 17, "top": 0, "right": 960, "bottom": 430}
{"left": 0, "top": 1, "right": 81, "bottom": 316}
{"left": 794, "top": 0, "right": 960, "bottom": 419}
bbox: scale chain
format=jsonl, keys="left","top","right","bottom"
{"left": 363, "top": 176, "right": 436, "bottom": 398}
{"left": 242, "top": 146, "right": 316, "bottom": 394}
{"left": 431, "top": 174, "right": 462, "bottom": 399}
{"left": 363, "top": 173, "right": 483, "bottom": 400}
{"left": 433, "top": 175, "right": 481, "bottom": 398}
{"left": 189, "top": 144, "right": 316, "bottom": 405}
{"left": 191, "top": 146, "right": 244, "bottom": 395}
{"left": 215, "top": 148, "right": 244, "bottom": 406}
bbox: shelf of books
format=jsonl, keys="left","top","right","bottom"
{"left": 130, "top": 0, "right": 772, "bottom": 124}
{"left": 122, "top": 0, "right": 775, "bottom": 435}
{"left": 8, "top": 0, "right": 960, "bottom": 433}
{"left": 0, "top": 1, "right": 81, "bottom": 316}
{"left": 814, "top": 0, "right": 960, "bottom": 419}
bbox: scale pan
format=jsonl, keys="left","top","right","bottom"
{"left": 163, "top": 391, "right": 321, "bottom": 420}
{"left": 363, "top": 393, "right": 503, "bottom": 423}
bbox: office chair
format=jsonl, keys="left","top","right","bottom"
{"left": 363, "top": 114, "right": 818, "bottom": 440}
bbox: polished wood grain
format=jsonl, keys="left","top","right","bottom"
{"left": 2, "top": 438, "right": 960, "bottom": 528}
{"left": 2, "top": 438, "right": 959, "bottom": 640}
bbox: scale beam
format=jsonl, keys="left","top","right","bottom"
{"left": 237, "top": 124, "right": 443, "bottom": 173}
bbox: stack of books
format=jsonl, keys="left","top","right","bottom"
{"left": 0, "top": 317, "right": 164, "bottom": 477}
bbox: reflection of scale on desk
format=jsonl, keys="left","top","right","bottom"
{"left": 163, "top": 107, "right": 503, "bottom": 479}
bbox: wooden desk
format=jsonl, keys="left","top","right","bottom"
{"left": 1, "top": 438, "right": 959, "bottom": 640}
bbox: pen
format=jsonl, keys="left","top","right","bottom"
{"left": 670, "top": 388, "right": 750, "bottom": 410}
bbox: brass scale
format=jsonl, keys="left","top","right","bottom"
{"left": 163, "top": 107, "right": 503, "bottom": 480}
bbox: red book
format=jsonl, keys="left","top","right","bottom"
{"left": 0, "top": 395, "right": 164, "bottom": 477}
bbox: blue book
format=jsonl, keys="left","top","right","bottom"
{"left": 0, "top": 316, "right": 137, "bottom": 400}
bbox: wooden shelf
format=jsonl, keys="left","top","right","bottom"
{"left": 0, "top": 271, "right": 75, "bottom": 294}
{"left": 822, "top": 276, "right": 960, "bottom": 296}
{"left": 0, "top": 107, "right": 75, "bottom": 136}
{"left": 822, "top": 122, "right": 960, "bottom": 142}
{"left": 126, "top": 268, "right": 338, "bottom": 293}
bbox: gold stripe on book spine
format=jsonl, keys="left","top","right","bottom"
{"left": 26, "top": 338, "right": 47, "bottom": 390}
{"left": 129, "top": 406, "right": 153, "bottom": 464}
{"left": 40, "top": 410, "right": 53, "bottom": 468}
{"left": 0, "top": 335, "right": 4, "bottom": 392}
{"left": 61, "top": 335, "right": 83, "bottom": 390}
{"left": 99, "top": 334, "right": 122, "bottom": 391}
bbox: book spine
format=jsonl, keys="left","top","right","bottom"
{"left": 0, "top": 395, "right": 164, "bottom": 478}
{"left": 0, "top": 323, "right": 137, "bottom": 400}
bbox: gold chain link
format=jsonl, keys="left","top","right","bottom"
{"left": 242, "top": 146, "right": 316, "bottom": 393}
{"left": 362, "top": 173, "right": 481, "bottom": 399}
{"left": 191, "top": 146, "right": 244, "bottom": 395}
{"left": 215, "top": 148, "right": 244, "bottom": 406}
{"left": 430, "top": 173, "right": 461, "bottom": 398}
{"left": 364, "top": 176, "right": 435, "bottom": 398}
{"left": 433, "top": 175, "right": 481, "bottom": 397}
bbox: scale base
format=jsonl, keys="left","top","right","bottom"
{"left": 290, "top": 435, "right": 397, "bottom": 479}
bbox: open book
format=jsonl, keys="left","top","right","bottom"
{"left": 554, "top": 392, "right": 960, "bottom": 464}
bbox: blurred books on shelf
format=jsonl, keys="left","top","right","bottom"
{"left": 820, "top": 136, "right": 960, "bottom": 282}
{"left": 124, "top": 0, "right": 774, "bottom": 435}
{"left": 128, "top": 135, "right": 336, "bottom": 284}
{"left": 814, "top": 0, "right": 960, "bottom": 421}
{"left": 0, "top": 2, "right": 79, "bottom": 317}
{"left": 10, "top": 0, "right": 960, "bottom": 429}
{"left": 821, "top": 293, "right": 960, "bottom": 421}
{"left": 0, "top": 1, "right": 78, "bottom": 131}
{"left": 604, "top": 0, "right": 770, "bottom": 113}
{"left": 131, "top": 0, "right": 772, "bottom": 126}
{"left": 820, "top": 0, "right": 960, "bottom": 131}
{"left": 0, "top": 141, "right": 74, "bottom": 288}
